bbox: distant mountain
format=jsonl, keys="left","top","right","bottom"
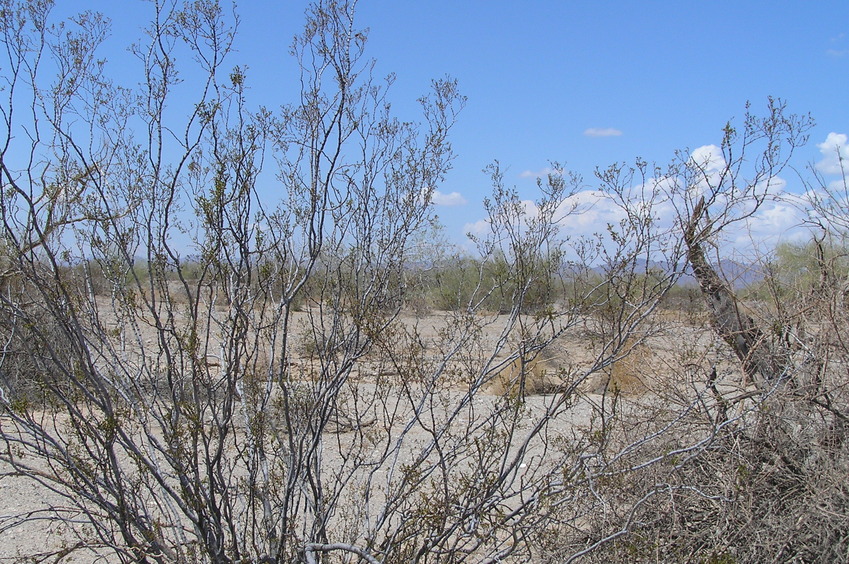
{"left": 567, "top": 256, "right": 765, "bottom": 290}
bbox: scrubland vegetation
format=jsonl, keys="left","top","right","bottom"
{"left": 1, "top": 1, "right": 847, "bottom": 562}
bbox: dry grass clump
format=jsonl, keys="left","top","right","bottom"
{"left": 577, "top": 338, "right": 655, "bottom": 395}
{"left": 487, "top": 335, "right": 663, "bottom": 398}
{"left": 487, "top": 348, "right": 565, "bottom": 396}
{"left": 605, "top": 342, "right": 652, "bottom": 394}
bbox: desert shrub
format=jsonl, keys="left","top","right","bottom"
{"left": 765, "top": 237, "right": 849, "bottom": 295}
{"left": 657, "top": 282, "right": 707, "bottom": 324}
{"left": 0, "top": 309, "right": 75, "bottom": 408}
{"left": 420, "top": 256, "right": 485, "bottom": 312}
{"left": 0, "top": 2, "right": 839, "bottom": 563}
{"left": 414, "top": 253, "right": 564, "bottom": 314}
{"left": 589, "top": 395, "right": 849, "bottom": 563}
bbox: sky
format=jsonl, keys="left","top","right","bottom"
{"left": 47, "top": 1, "right": 849, "bottom": 252}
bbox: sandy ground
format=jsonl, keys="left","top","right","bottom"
{"left": 0, "top": 305, "right": 722, "bottom": 562}
{"left": 0, "top": 396, "right": 601, "bottom": 563}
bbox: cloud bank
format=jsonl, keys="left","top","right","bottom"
{"left": 463, "top": 141, "right": 838, "bottom": 255}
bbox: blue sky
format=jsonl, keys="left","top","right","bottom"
{"left": 248, "top": 1, "right": 848, "bottom": 247}
{"left": 52, "top": 1, "right": 849, "bottom": 249}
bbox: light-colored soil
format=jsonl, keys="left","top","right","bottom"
{"left": 0, "top": 306, "right": 734, "bottom": 562}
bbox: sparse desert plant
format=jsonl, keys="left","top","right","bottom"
{"left": 0, "top": 1, "right": 844, "bottom": 563}
{"left": 580, "top": 99, "right": 849, "bottom": 563}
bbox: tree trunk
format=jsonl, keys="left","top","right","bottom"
{"left": 683, "top": 197, "right": 787, "bottom": 388}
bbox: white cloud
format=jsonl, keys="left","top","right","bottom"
{"left": 519, "top": 167, "right": 555, "bottom": 179}
{"left": 463, "top": 218, "right": 489, "bottom": 238}
{"left": 686, "top": 144, "right": 728, "bottom": 199}
{"left": 757, "top": 200, "right": 798, "bottom": 230}
{"left": 554, "top": 190, "right": 623, "bottom": 230}
{"left": 738, "top": 198, "right": 804, "bottom": 246}
{"left": 816, "top": 132, "right": 849, "bottom": 175}
{"left": 583, "top": 127, "right": 623, "bottom": 138}
{"left": 463, "top": 141, "right": 815, "bottom": 258}
{"left": 689, "top": 144, "right": 726, "bottom": 173}
{"left": 463, "top": 189, "right": 627, "bottom": 244}
{"left": 756, "top": 175, "right": 787, "bottom": 194}
{"left": 431, "top": 190, "right": 467, "bottom": 206}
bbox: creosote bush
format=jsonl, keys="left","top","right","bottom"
{"left": 0, "top": 2, "right": 846, "bottom": 563}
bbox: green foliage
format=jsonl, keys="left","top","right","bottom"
{"left": 744, "top": 237, "right": 849, "bottom": 308}
{"left": 0, "top": 298, "right": 78, "bottom": 407}
{"left": 773, "top": 238, "right": 849, "bottom": 289}
{"left": 408, "top": 250, "right": 565, "bottom": 314}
